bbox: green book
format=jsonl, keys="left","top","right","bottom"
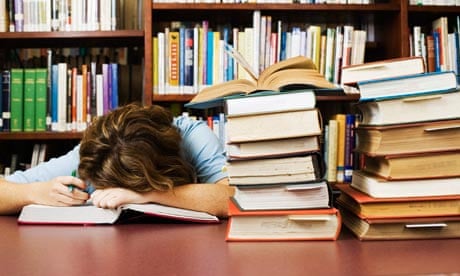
{"left": 35, "top": 68, "right": 48, "bottom": 131}
{"left": 23, "top": 68, "right": 36, "bottom": 132}
{"left": 10, "top": 68, "right": 24, "bottom": 132}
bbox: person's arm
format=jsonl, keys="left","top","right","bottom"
{"left": 91, "top": 178, "right": 234, "bottom": 218}
{"left": 0, "top": 176, "right": 90, "bottom": 215}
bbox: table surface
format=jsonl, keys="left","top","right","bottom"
{"left": 1, "top": 216, "right": 459, "bottom": 276}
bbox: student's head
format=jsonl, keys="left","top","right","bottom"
{"left": 78, "top": 103, "right": 196, "bottom": 192}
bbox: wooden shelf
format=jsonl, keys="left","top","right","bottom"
{"left": 0, "top": 132, "right": 83, "bottom": 140}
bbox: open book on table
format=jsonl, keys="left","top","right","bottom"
{"left": 18, "top": 202, "right": 219, "bottom": 225}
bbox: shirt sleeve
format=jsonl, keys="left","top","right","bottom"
{"left": 5, "top": 145, "right": 80, "bottom": 184}
{"left": 174, "top": 116, "right": 228, "bottom": 184}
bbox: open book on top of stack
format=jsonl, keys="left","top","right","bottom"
{"left": 185, "top": 55, "right": 337, "bottom": 109}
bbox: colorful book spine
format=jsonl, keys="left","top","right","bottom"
{"left": 35, "top": 68, "right": 47, "bottom": 131}
{"left": 23, "top": 68, "right": 36, "bottom": 132}
{"left": 110, "top": 63, "right": 118, "bottom": 110}
{"left": 10, "top": 68, "right": 24, "bottom": 132}
{"left": 1, "top": 70, "right": 11, "bottom": 131}
{"left": 333, "top": 113, "right": 346, "bottom": 183}
{"left": 344, "top": 114, "right": 356, "bottom": 183}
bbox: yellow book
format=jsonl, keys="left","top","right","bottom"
{"left": 326, "top": 119, "right": 338, "bottom": 182}
{"left": 332, "top": 114, "right": 346, "bottom": 183}
{"left": 168, "top": 31, "right": 179, "bottom": 92}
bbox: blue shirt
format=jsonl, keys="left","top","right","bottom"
{"left": 6, "top": 116, "right": 228, "bottom": 187}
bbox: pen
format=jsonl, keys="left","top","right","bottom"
{"left": 68, "top": 170, "right": 77, "bottom": 192}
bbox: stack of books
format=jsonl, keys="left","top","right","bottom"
{"left": 336, "top": 61, "right": 460, "bottom": 240}
{"left": 221, "top": 89, "right": 342, "bottom": 241}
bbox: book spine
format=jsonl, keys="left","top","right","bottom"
{"left": 1, "top": 70, "right": 11, "bottom": 131}
{"left": 10, "top": 68, "right": 24, "bottom": 132}
{"left": 343, "top": 114, "right": 356, "bottom": 183}
{"left": 23, "top": 68, "right": 36, "bottom": 131}
{"left": 110, "top": 63, "right": 118, "bottom": 110}
{"left": 326, "top": 119, "right": 338, "bottom": 183}
{"left": 334, "top": 114, "right": 346, "bottom": 183}
{"left": 34, "top": 68, "right": 47, "bottom": 131}
{"left": 168, "top": 31, "right": 180, "bottom": 93}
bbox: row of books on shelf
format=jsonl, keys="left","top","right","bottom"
{"left": 0, "top": 0, "right": 143, "bottom": 33}
{"left": 153, "top": 12, "right": 368, "bottom": 95}
{"left": 1, "top": 143, "right": 47, "bottom": 177}
{"left": 409, "top": 0, "right": 460, "bottom": 5}
{"left": 0, "top": 61, "right": 119, "bottom": 132}
{"left": 410, "top": 16, "right": 460, "bottom": 80}
{"left": 152, "top": 0, "right": 375, "bottom": 3}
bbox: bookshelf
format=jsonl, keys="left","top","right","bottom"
{"left": 0, "top": 0, "right": 147, "bottom": 173}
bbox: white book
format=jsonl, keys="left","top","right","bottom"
{"left": 57, "top": 63, "right": 67, "bottom": 132}
{"left": 342, "top": 25, "right": 354, "bottom": 67}
{"left": 96, "top": 74, "right": 104, "bottom": 117}
{"left": 157, "top": 32, "right": 166, "bottom": 94}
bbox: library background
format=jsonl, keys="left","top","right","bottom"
{"left": 1, "top": 0, "right": 460, "bottom": 240}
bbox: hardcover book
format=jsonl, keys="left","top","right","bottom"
{"left": 10, "top": 68, "right": 24, "bottom": 132}
{"left": 354, "top": 119, "right": 460, "bottom": 156}
{"left": 226, "top": 200, "right": 341, "bottom": 241}
{"left": 226, "top": 154, "right": 323, "bottom": 186}
{"left": 226, "top": 135, "right": 320, "bottom": 160}
{"left": 18, "top": 203, "right": 219, "bottom": 225}
{"left": 362, "top": 150, "right": 460, "bottom": 180}
{"left": 335, "top": 184, "right": 460, "bottom": 219}
{"left": 355, "top": 90, "right": 460, "bottom": 125}
{"left": 356, "top": 71, "right": 457, "bottom": 102}
{"left": 340, "top": 208, "right": 460, "bottom": 241}
{"left": 226, "top": 108, "right": 321, "bottom": 143}
{"left": 231, "top": 181, "right": 330, "bottom": 211}
{"left": 350, "top": 170, "right": 460, "bottom": 198}
{"left": 340, "top": 56, "right": 425, "bottom": 85}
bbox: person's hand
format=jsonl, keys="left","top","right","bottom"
{"left": 28, "top": 176, "right": 90, "bottom": 206}
{"left": 90, "top": 187, "right": 146, "bottom": 209}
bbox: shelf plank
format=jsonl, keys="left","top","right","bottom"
{"left": 0, "top": 132, "right": 83, "bottom": 141}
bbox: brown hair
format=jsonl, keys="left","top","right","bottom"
{"left": 78, "top": 103, "right": 196, "bottom": 192}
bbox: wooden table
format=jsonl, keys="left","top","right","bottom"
{"left": 1, "top": 216, "right": 459, "bottom": 276}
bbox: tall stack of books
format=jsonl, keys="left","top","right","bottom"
{"left": 336, "top": 59, "right": 460, "bottom": 240}
{"left": 220, "top": 89, "right": 342, "bottom": 241}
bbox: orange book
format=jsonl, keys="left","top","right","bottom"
{"left": 335, "top": 184, "right": 460, "bottom": 219}
{"left": 226, "top": 200, "right": 341, "bottom": 241}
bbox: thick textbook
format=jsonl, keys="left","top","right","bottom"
{"left": 226, "top": 108, "right": 321, "bottom": 143}
{"left": 354, "top": 119, "right": 460, "bottom": 156}
{"left": 355, "top": 90, "right": 460, "bottom": 125}
{"left": 223, "top": 89, "right": 316, "bottom": 117}
{"left": 226, "top": 135, "right": 320, "bottom": 160}
{"left": 356, "top": 71, "right": 458, "bottom": 102}
{"left": 231, "top": 181, "right": 330, "bottom": 211}
{"left": 226, "top": 154, "right": 323, "bottom": 185}
{"left": 362, "top": 150, "right": 460, "bottom": 180}
{"left": 335, "top": 184, "right": 460, "bottom": 219}
{"left": 341, "top": 56, "right": 425, "bottom": 85}
{"left": 226, "top": 200, "right": 341, "bottom": 241}
{"left": 350, "top": 170, "right": 460, "bottom": 198}
{"left": 18, "top": 203, "right": 219, "bottom": 225}
{"left": 341, "top": 208, "right": 460, "bottom": 240}
{"left": 187, "top": 56, "right": 335, "bottom": 107}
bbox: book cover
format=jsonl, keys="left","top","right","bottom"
{"left": 34, "top": 68, "right": 47, "bottom": 131}
{"left": 335, "top": 184, "right": 460, "bottom": 219}
{"left": 226, "top": 200, "right": 341, "bottom": 241}
{"left": 18, "top": 203, "right": 219, "bottom": 225}
{"left": 225, "top": 108, "right": 322, "bottom": 144}
{"left": 10, "top": 68, "right": 24, "bottom": 132}
{"left": 357, "top": 71, "right": 457, "bottom": 102}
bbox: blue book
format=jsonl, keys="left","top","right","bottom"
{"left": 51, "top": 64, "right": 58, "bottom": 129}
{"left": 184, "top": 28, "right": 194, "bottom": 88}
{"left": 343, "top": 114, "right": 356, "bottom": 184}
{"left": 357, "top": 71, "right": 458, "bottom": 102}
{"left": 433, "top": 31, "right": 441, "bottom": 72}
{"left": 110, "top": 63, "right": 118, "bottom": 110}
{"left": 179, "top": 26, "right": 186, "bottom": 92}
